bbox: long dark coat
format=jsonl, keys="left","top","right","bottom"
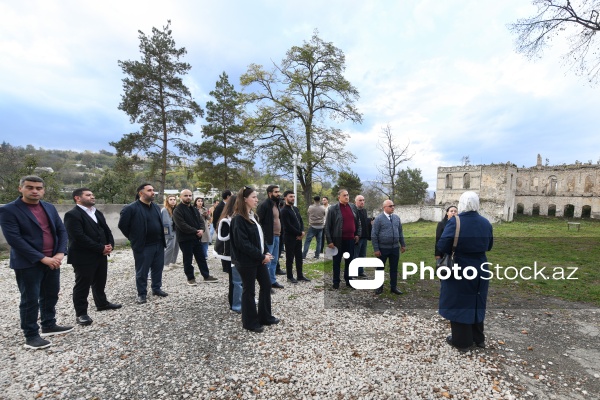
{"left": 436, "top": 211, "right": 493, "bottom": 324}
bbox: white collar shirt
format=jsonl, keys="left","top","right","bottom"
{"left": 77, "top": 204, "right": 98, "bottom": 223}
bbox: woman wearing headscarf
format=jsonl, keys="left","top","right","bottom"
{"left": 436, "top": 191, "right": 493, "bottom": 351}
{"left": 435, "top": 205, "right": 457, "bottom": 265}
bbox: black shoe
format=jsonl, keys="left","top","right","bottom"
{"left": 24, "top": 336, "right": 52, "bottom": 350}
{"left": 375, "top": 287, "right": 383, "bottom": 295}
{"left": 272, "top": 282, "right": 285, "bottom": 289}
{"left": 96, "top": 302, "right": 122, "bottom": 311}
{"left": 288, "top": 278, "right": 298, "bottom": 284}
{"left": 261, "top": 317, "right": 280, "bottom": 326}
{"left": 152, "top": 289, "right": 169, "bottom": 297}
{"left": 345, "top": 281, "right": 355, "bottom": 289}
{"left": 297, "top": 276, "right": 311, "bottom": 282}
{"left": 475, "top": 341, "right": 486, "bottom": 349}
{"left": 276, "top": 269, "right": 286, "bottom": 276}
{"left": 76, "top": 315, "right": 93, "bottom": 326}
{"left": 358, "top": 273, "right": 368, "bottom": 278}
{"left": 136, "top": 295, "right": 147, "bottom": 304}
{"left": 246, "top": 326, "right": 264, "bottom": 333}
{"left": 332, "top": 283, "right": 340, "bottom": 289}
{"left": 446, "top": 336, "right": 470, "bottom": 352}
{"left": 40, "top": 325, "right": 74, "bottom": 337}
{"left": 390, "top": 287, "right": 403, "bottom": 295}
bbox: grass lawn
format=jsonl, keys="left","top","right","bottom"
{"left": 303, "top": 215, "right": 600, "bottom": 307}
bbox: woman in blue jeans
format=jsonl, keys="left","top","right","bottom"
{"left": 215, "top": 196, "right": 242, "bottom": 313}
{"left": 194, "top": 197, "right": 210, "bottom": 259}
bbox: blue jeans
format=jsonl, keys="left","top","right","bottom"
{"left": 332, "top": 239, "right": 356, "bottom": 285}
{"left": 355, "top": 238, "right": 368, "bottom": 275}
{"left": 266, "top": 236, "right": 280, "bottom": 284}
{"left": 201, "top": 241, "right": 209, "bottom": 259}
{"left": 209, "top": 224, "right": 215, "bottom": 244}
{"left": 180, "top": 239, "right": 210, "bottom": 281}
{"left": 376, "top": 247, "right": 400, "bottom": 289}
{"left": 302, "top": 227, "right": 323, "bottom": 258}
{"left": 14, "top": 264, "right": 60, "bottom": 339}
{"left": 133, "top": 243, "right": 164, "bottom": 295}
{"left": 231, "top": 265, "right": 243, "bottom": 312}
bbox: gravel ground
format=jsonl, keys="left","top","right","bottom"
{"left": 0, "top": 247, "right": 596, "bottom": 399}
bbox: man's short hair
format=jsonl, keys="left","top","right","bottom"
{"left": 136, "top": 183, "right": 152, "bottom": 193}
{"left": 322, "top": 196, "right": 328, "bottom": 201}
{"left": 19, "top": 175, "right": 44, "bottom": 186}
{"left": 337, "top": 189, "right": 348, "bottom": 196}
{"left": 72, "top": 187, "right": 92, "bottom": 201}
{"left": 266, "top": 185, "right": 279, "bottom": 194}
{"left": 222, "top": 189, "right": 232, "bottom": 200}
{"left": 283, "top": 190, "right": 294, "bottom": 198}
{"left": 313, "top": 195, "right": 321, "bottom": 202}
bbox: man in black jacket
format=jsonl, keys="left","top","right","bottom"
{"left": 354, "top": 194, "right": 371, "bottom": 278}
{"left": 280, "top": 190, "right": 311, "bottom": 283}
{"left": 173, "top": 189, "right": 218, "bottom": 286}
{"left": 64, "top": 188, "right": 121, "bottom": 326}
{"left": 118, "top": 183, "right": 167, "bottom": 304}
{"left": 257, "top": 185, "right": 284, "bottom": 289}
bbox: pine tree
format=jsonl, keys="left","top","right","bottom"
{"left": 197, "top": 72, "right": 251, "bottom": 191}
{"left": 112, "top": 21, "right": 203, "bottom": 199}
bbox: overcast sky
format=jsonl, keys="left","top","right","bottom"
{"left": 2, "top": 0, "right": 600, "bottom": 190}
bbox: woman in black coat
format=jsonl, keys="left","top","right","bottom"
{"left": 435, "top": 205, "right": 457, "bottom": 264}
{"left": 437, "top": 191, "right": 493, "bottom": 351}
{"left": 230, "top": 186, "right": 278, "bottom": 333}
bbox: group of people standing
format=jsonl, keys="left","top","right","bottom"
{"left": 0, "top": 173, "right": 493, "bottom": 351}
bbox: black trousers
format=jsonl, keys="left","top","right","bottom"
{"left": 237, "top": 262, "right": 272, "bottom": 330}
{"left": 179, "top": 239, "right": 210, "bottom": 280}
{"left": 450, "top": 321, "right": 485, "bottom": 348}
{"left": 72, "top": 258, "right": 109, "bottom": 316}
{"left": 284, "top": 237, "right": 304, "bottom": 279}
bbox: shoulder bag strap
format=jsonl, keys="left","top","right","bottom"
{"left": 452, "top": 215, "right": 461, "bottom": 252}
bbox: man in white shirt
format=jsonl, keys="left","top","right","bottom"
{"left": 64, "top": 188, "right": 121, "bottom": 327}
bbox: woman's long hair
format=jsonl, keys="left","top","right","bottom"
{"left": 218, "top": 195, "right": 237, "bottom": 224}
{"left": 163, "top": 195, "right": 177, "bottom": 217}
{"left": 234, "top": 186, "right": 256, "bottom": 224}
{"left": 441, "top": 205, "right": 457, "bottom": 222}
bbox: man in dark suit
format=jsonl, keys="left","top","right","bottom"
{"left": 0, "top": 175, "right": 73, "bottom": 350}
{"left": 211, "top": 190, "right": 232, "bottom": 232}
{"left": 64, "top": 188, "right": 121, "bottom": 327}
{"left": 280, "top": 190, "right": 310, "bottom": 283}
{"left": 118, "top": 183, "right": 167, "bottom": 304}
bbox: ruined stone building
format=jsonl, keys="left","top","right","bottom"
{"left": 436, "top": 155, "right": 600, "bottom": 222}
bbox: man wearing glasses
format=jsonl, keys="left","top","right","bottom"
{"left": 371, "top": 199, "right": 406, "bottom": 295}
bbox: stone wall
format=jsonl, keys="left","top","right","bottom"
{"left": 390, "top": 205, "right": 444, "bottom": 224}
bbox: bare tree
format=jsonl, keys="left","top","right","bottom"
{"left": 374, "top": 124, "right": 413, "bottom": 203}
{"left": 461, "top": 155, "right": 471, "bottom": 166}
{"left": 509, "top": 0, "right": 600, "bottom": 84}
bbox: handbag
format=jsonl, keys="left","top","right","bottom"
{"left": 214, "top": 238, "right": 225, "bottom": 255}
{"left": 439, "top": 215, "right": 460, "bottom": 268}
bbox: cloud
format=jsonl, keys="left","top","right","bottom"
{"left": 1, "top": 0, "right": 599, "bottom": 193}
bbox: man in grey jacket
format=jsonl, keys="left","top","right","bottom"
{"left": 302, "top": 195, "right": 325, "bottom": 259}
{"left": 371, "top": 199, "right": 406, "bottom": 295}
